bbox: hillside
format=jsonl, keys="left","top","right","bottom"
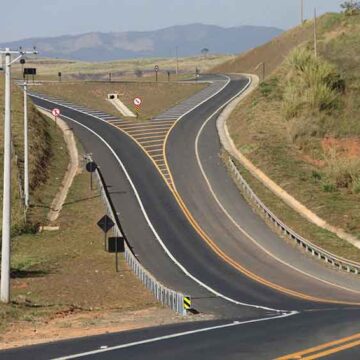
{"left": 225, "top": 12, "right": 360, "bottom": 259}
{"left": 211, "top": 19, "right": 314, "bottom": 76}
{"left": 0, "top": 75, "right": 68, "bottom": 234}
{"left": 0, "top": 24, "right": 283, "bottom": 61}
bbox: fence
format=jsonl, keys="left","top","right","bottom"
{"left": 227, "top": 157, "right": 360, "bottom": 275}
{"left": 85, "top": 155, "right": 187, "bottom": 316}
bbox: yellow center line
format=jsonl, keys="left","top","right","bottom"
{"left": 106, "top": 97, "right": 360, "bottom": 307}
{"left": 302, "top": 339, "right": 360, "bottom": 359}
{"left": 276, "top": 333, "right": 360, "bottom": 359}
{"left": 159, "top": 93, "right": 360, "bottom": 306}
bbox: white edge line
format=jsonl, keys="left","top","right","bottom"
{"left": 52, "top": 311, "right": 298, "bottom": 359}
{"left": 34, "top": 98, "right": 287, "bottom": 314}
{"left": 194, "top": 77, "right": 360, "bottom": 296}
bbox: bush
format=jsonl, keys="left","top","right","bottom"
{"left": 341, "top": 1, "right": 360, "bottom": 16}
{"left": 324, "top": 149, "right": 360, "bottom": 191}
{"left": 134, "top": 68, "right": 143, "bottom": 78}
{"left": 322, "top": 183, "right": 337, "bottom": 192}
{"left": 282, "top": 48, "right": 344, "bottom": 119}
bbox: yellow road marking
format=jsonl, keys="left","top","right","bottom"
{"left": 136, "top": 134, "right": 166, "bottom": 141}
{"left": 160, "top": 93, "right": 360, "bottom": 306}
{"left": 140, "top": 139, "right": 164, "bottom": 145}
{"left": 126, "top": 130, "right": 168, "bottom": 137}
{"left": 277, "top": 333, "right": 360, "bottom": 359}
{"left": 143, "top": 144, "right": 162, "bottom": 149}
{"left": 120, "top": 126, "right": 169, "bottom": 132}
{"left": 303, "top": 339, "right": 360, "bottom": 359}
{"left": 105, "top": 93, "right": 360, "bottom": 307}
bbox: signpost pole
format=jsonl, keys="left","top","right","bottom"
{"left": 115, "top": 235, "right": 119, "bottom": 272}
{"left": 23, "top": 80, "right": 29, "bottom": 208}
{"left": 104, "top": 216, "right": 108, "bottom": 250}
{"left": 1, "top": 50, "right": 12, "bottom": 303}
{"left": 0, "top": 47, "right": 38, "bottom": 303}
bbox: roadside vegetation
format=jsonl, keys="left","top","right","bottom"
{"left": 0, "top": 165, "right": 166, "bottom": 348}
{"left": 224, "top": 11, "right": 360, "bottom": 259}
{"left": 12, "top": 54, "right": 232, "bottom": 82}
{"left": 0, "top": 74, "right": 68, "bottom": 235}
{"left": 36, "top": 81, "right": 207, "bottom": 121}
{"left": 0, "top": 77, "right": 177, "bottom": 347}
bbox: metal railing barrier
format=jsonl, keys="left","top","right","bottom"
{"left": 227, "top": 156, "right": 360, "bottom": 275}
{"left": 84, "top": 155, "right": 188, "bottom": 315}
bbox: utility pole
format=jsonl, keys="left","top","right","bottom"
{"left": 175, "top": 46, "right": 179, "bottom": 80}
{"left": 314, "top": 8, "right": 318, "bottom": 57}
{"left": 301, "top": 0, "right": 304, "bottom": 24}
{"left": 23, "top": 81, "right": 29, "bottom": 208}
{"left": 0, "top": 47, "right": 37, "bottom": 303}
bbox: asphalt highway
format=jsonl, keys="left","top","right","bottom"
{"left": 3, "top": 77, "right": 359, "bottom": 359}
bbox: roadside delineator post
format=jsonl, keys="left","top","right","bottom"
{"left": 183, "top": 296, "right": 191, "bottom": 311}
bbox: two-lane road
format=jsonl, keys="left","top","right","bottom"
{"left": 4, "top": 75, "right": 359, "bottom": 358}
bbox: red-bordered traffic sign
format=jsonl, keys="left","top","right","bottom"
{"left": 154, "top": 65, "right": 159, "bottom": 72}
{"left": 133, "top": 97, "right": 142, "bottom": 107}
{"left": 52, "top": 108, "right": 61, "bottom": 117}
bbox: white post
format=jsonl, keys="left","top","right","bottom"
{"left": 1, "top": 50, "right": 12, "bottom": 303}
{"left": 23, "top": 81, "right": 29, "bottom": 208}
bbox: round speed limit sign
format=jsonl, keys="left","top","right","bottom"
{"left": 133, "top": 97, "right": 142, "bottom": 107}
{"left": 52, "top": 108, "right": 61, "bottom": 117}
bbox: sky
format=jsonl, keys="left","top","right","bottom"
{"left": 0, "top": 0, "right": 345, "bottom": 42}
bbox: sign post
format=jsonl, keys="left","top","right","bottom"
{"left": 52, "top": 108, "right": 61, "bottom": 125}
{"left": 154, "top": 65, "right": 159, "bottom": 82}
{"left": 133, "top": 97, "right": 142, "bottom": 118}
{"left": 23, "top": 67, "right": 36, "bottom": 83}
{"left": 86, "top": 161, "right": 97, "bottom": 190}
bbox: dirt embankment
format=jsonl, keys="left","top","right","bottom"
{"left": 211, "top": 22, "right": 313, "bottom": 76}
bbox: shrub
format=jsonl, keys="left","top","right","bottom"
{"left": 322, "top": 183, "right": 337, "bottom": 192}
{"left": 341, "top": 1, "right": 360, "bottom": 16}
{"left": 324, "top": 149, "right": 360, "bottom": 191}
{"left": 282, "top": 48, "right": 344, "bottom": 119}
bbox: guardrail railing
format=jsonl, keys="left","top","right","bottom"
{"left": 227, "top": 156, "right": 360, "bottom": 275}
{"left": 85, "top": 155, "right": 187, "bottom": 316}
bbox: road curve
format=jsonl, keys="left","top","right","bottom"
{"left": 166, "top": 73, "right": 360, "bottom": 303}
{"left": 7, "top": 76, "right": 359, "bottom": 359}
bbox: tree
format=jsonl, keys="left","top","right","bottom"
{"left": 201, "top": 48, "right": 209, "bottom": 58}
{"left": 134, "top": 68, "right": 143, "bottom": 78}
{"left": 341, "top": 1, "right": 360, "bottom": 15}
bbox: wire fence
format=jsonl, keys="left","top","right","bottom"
{"left": 85, "top": 155, "right": 187, "bottom": 316}
{"left": 227, "top": 157, "right": 360, "bottom": 275}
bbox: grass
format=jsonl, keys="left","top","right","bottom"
{"left": 226, "top": 153, "right": 360, "bottom": 262}
{"left": 0, "top": 74, "right": 68, "bottom": 234}
{"left": 12, "top": 54, "right": 233, "bottom": 82}
{"left": 0, "top": 159, "right": 157, "bottom": 335}
{"left": 35, "top": 81, "right": 207, "bottom": 121}
{"left": 226, "top": 12, "right": 360, "bottom": 259}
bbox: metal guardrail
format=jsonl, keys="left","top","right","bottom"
{"left": 227, "top": 157, "right": 360, "bottom": 275}
{"left": 86, "top": 155, "right": 187, "bottom": 316}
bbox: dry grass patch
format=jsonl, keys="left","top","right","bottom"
{"left": 36, "top": 81, "right": 207, "bottom": 121}
{"left": 0, "top": 165, "right": 160, "bottom": 339}
{"left": 227, "top": 13, "right": 360, "bottom": 257}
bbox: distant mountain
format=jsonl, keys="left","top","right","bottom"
{"left": 0, "top": 24, "right": 283, "bottom": 61}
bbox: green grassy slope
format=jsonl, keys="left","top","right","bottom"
{"left": 226, "top": 12, "right": 360, "bottom": 260}
{"left": 0, "top": 74, "right": 69, "bottom": 234}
